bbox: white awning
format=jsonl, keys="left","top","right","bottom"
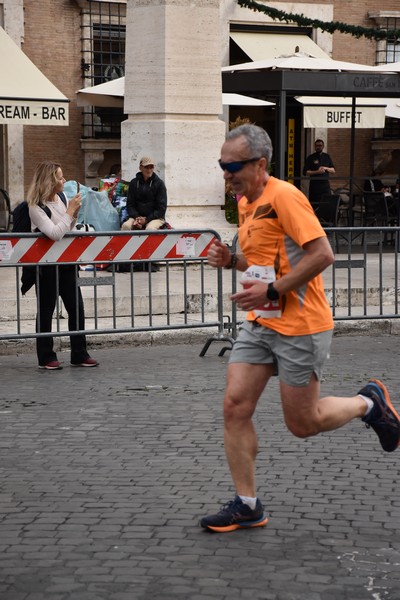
{"left": 297, "top": 96, "right": 396, "bottom": 127}
{"left": 229, "top": 32, "right": 331, "bottom": 61}
{"left": 0, "top": 27, "right": 69, "bottom": 126}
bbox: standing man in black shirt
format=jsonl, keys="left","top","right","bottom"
{"left": 303, "top": 139, "right": 335, "bottom": 204}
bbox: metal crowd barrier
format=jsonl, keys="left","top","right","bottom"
{"left": 227, "top": 226, "right": 400, "bottom": 340}
{"left": 0, "top": 229, "right": 234, "bottom": 356}
{"left": 1, "top": 226, "right": 400, "bottom": 355}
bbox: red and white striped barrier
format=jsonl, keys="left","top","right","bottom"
{"left": 0, "top": 231, "right": 218, "bottom": 265}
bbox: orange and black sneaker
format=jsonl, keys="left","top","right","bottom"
{"left": 360, "top": 379, "right": 400, "bottom": 452}
{"left": 200, "top": 496, "right": 268, "bottom": 533}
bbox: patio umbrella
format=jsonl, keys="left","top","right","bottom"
{"left": 77, "top": 77, "right": 125, "bottom": 108}
{"left": 222, "top": 93, "right": 273, "bottom": 106}
{"left": 76, "top": 77, "right": 274, "bottom": 108}
{"left": 370, "top": 61, "right": 400, "bottom": 72}
{"left": 221, "top": 52, "right": 379, "bottom": 74}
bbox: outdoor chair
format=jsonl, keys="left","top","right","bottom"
{"left": 333, "top": 187, "right": 351, "bottom": 226}
{"left": 313, "top": 193, "right": 341, "bottom": 252}
{"left": 349, "top": 194, "right": 364, "bottom": 227}
{"left": 362, "top": 191, "right": 397, "bottom": 245}
{"left": 363, "top": 191, "right": 389, "bottom": 226}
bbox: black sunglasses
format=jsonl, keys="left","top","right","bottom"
{"left": 218, "top": 157, "right": 262, "bottom": 174}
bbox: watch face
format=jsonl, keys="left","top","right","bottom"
{"left": 267, "top": 283, "right": 279, "bottom": 301}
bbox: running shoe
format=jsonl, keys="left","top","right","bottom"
{"left": 200, "top": 496, "right": 268, "bottom": 532}
{"left": 39, "top": 361, "right": 62, "bottom": 370}
{"left": 359, "top": 378, "right": 400, "bottom": 452}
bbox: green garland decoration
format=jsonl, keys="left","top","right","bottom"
{"left": 236, "top": 0, "right": 400, "bottom": 41}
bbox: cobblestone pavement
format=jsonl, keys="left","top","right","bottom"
{"left": 1, "top": 335, "right": 400, "bottom": 600}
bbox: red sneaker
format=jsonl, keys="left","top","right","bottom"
{"left": 39, "top": 361, "right": 62, "bottom": 370}
{"left": 71, "top": 358, "right": 99, "bottom": 368}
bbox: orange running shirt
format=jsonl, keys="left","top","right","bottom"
{"left": 237, "top": 176, "right": 334, "bottom": 336}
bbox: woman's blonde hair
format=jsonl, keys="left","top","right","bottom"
{"left": 27, "top": 161, "right": 62, "bottom": 206}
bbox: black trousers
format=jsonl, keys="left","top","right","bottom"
{"left": 309, "top": 180, "right": 331, "bottom": 204}
{"left": 35, "top": 265, "right": 89, "bottom": 366}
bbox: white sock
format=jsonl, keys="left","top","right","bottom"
{"left": 238, "top": 495, "right": 257, "bottom": 510}
{"left": 359, "top": 394, "right": 374, "bottom": 416}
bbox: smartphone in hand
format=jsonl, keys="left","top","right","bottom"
{"left": 77, "top": 181, "right": 80, "bottom": 194}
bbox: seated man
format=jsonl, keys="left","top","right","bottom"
{"left": 121, "top": 157, "right": 167, "bottom": 231}
{"left": 364, "top": 170, "right": 391, "bottom": 196}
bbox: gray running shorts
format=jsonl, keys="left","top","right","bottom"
{"left": 229, "top": 320, "right": 333, "bottom": 387}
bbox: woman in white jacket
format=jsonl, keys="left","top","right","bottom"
{"left": 28, "top": 160, "right": 98, "bottom": 370}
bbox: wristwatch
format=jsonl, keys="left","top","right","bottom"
{"left": 266, "top": 282, "right": 279, "bottom": 301}
{"left": 224, "top": 252, "right": 238, "bottom": 270}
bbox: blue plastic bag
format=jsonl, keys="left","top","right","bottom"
{"left": 64, "top": 180, "right": 89, "bottom": 207}
{"left": 64, "top": 181, "right": 120, "bottom": 231}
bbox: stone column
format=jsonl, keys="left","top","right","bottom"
{"left": 121, "top": 0, "right": 235, "bottom": 241}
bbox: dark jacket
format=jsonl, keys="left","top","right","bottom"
{"left": 126, "top": 171, "right": 167, "bottom": 222}
{"left": 364, "top": 177, "right": 384, "bottom": 193}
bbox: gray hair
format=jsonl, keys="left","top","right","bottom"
{"left": 226, "top": 124, "right": 273, "bottom": 164}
